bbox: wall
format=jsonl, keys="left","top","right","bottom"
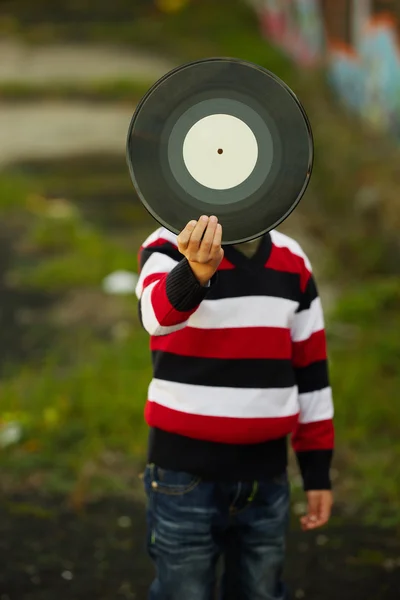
{"left": 326, "top": 2, "right": 400, "bottom": 137}
{"left": 249, "top": 0, "right": 400, "bottom": 139}
{"left": 249, "top": 0, "right": 325, "bottom": 66}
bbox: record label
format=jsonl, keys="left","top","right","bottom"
{"left": 183, "top": 114, "right": 258, "bottom": 190}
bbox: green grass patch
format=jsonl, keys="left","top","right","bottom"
{"left": 0, "top": 165, "right": 152, "bottom": 497}
{"left": 328, "top": 278, "right": 400, "bottom": 522}
{"left": 0, "top": 79, "right": 154, "bottom": 102}
{"left": 0, "top": 330, "right": 151, "bottom": 494}
{"left": 0, "top": 173, "right": 39, "bottom": 213}
{"left": 16, "top": 218, "right": 139, "bottom": 291}
{"left": 0, "top": 173, "right": 142, "bottom": 291}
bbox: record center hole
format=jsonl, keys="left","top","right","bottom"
{"left": 217, "top": 148, "right": 223, "bottom": 155}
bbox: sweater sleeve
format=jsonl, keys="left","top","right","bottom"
{"left": 135, "top": 229, "right": 214, "bottom": 337}
{"left": 290, "top": 263, "right": 335, "bottom": 491}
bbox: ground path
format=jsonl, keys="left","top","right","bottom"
{"left": 1, "top": 495, "right": 399, "bottom": 600}
{"left": 0, "top": 40, "right": 174, "bottom": 84}
{"left": 0, "top": 40, "right": 176, "bottom": 167}
{"left": 0, "top": 102, "right": 135, "bottom": 167}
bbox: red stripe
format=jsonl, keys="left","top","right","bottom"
{"left": 291, "top": 419, "right": 334, "bottom": 451}
{"left": 151, "top": 326, "right": 292, "bottom": 359}
{"left": 145, "top": 401, "right": 299, "bottom": 444}
{"left": 142, "top": 272, "right": 165, "bottom": 291}
{"left": 292, "top": 330, "right": 327, "bottom": 367}
{"left": 151, "top": 277, "right": 198, "bottom": 327}
{"left": 218, "top": 256, "right": 236, "bottom": 270}
{"left": 267, "top": 244, "right": 311, "bottom": 292}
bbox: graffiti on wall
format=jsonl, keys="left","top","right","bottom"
{"left": 249, "top": 0, "right": 325, "bottom": 66}
{"left": 328, "top": 14, "right": 400, "bottom": 138}
{"left": 249, "top": 0, "right": 400, "bottom": 140}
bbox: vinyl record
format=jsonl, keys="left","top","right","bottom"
{"left": 126, "top": 57, "right": 313, "bottom": 245}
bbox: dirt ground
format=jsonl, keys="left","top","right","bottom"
{"left": 1, "top": 494, "right": 400, "bottom": 600}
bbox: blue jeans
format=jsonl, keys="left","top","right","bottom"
{"left": 143, "top": 464, "right": 290, "bottom": 600}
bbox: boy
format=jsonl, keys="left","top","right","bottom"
{"left": 136, "top": 215, "right": 334, "bottom": 600}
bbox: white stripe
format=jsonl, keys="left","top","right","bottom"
{"left": 135, "top": 253, "right": 178, "bottom": 299}
{"left": 188, "top": 296, "right": 299, "bottom": 330}
{"left": 142, "top": 227, "right": 178, "bottom": 249}
{"left": 148, "top": 378, "right": 299, "bottom": 419}
{"left": 140, "top": 281, "right": 189, "bottom": 336}
{"left": 298, "top": 387, "right": 334, "bottom": 423}
{"left": 270, "top": 230, "right": 312, "bottom": 272}
{"left": 291, "top": 297, "right": 324, "bottom": 342}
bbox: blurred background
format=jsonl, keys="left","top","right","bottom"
{"left": 0, "top": 0, "right": 399, "bottom": 598}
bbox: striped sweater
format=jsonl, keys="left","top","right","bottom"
{"left": 136, "top": 227, "right": 334, "bottom": 490}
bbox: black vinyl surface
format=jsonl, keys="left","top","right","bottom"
{"left": 126, "top": 58, "right": 313, "bottom": 244}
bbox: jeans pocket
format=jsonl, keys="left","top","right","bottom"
{"left": 272, "top": 471, "right": 289, "bottom": 486}
{"left": 258, "top": 471, "right": 290, "bottom": 511}
{"left": 145, "top": 463, "right": 202, "bottom": 496}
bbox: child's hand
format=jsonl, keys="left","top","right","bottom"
{"left": 301, "top": 490, "right": 333, "bottom": 531}
{"left": 177, "top": 216, "right": 224, "bottom": 286}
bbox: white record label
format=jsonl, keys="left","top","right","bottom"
{"left": 182, "top": 114, "right": 258, "bottom": 190}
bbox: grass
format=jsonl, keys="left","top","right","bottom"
{"left": 0, "top": 173, "right": 36, "bottom": 212}
{"left": 1, "top": 332, "right": 151, "bottom": 495}
{"left": 0, "top": 166, "right": 154, "bottom": 496}
{"left": 17, "top": 220, "right": 138, "bottom": 291}
{"left": 326, "top": 279, "right": 400, "bottom": 523}
{"left": 0, "top": 79, "right": 154, "bottom": 102}
{"left": 0, "top": 0, "right": 399, "bottom": 522}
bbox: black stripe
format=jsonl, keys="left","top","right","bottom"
{"left": 140, "top": 242, "right": 182, "bottom": 270}
{"left": 149, "top": 427, "right": 288, "bottom": 482}
{"left": 295, "top": 360, "right": 329, "bottom": 393}
{"left": 166, "top": 259, "right": 212, "bottom": 312}
{"left": 296, "top": 275, "right": 318, "bottom": 312}
{"left": 138, "top": 299, "right": 144, "bottom": 328}
{"left": 139, "top": 245, "right": 215, "bottom": 312}
{"left": 139, "top": 244, "right": 309, "bottom": 305}
{"left": 206, "top": 268, "right": 302, "bottom": 303}
{"left": 296, "top": 449, "right": 333, "bottom": 490}
{"left": 152, "top": 351, "right": 296, "bottom": 389}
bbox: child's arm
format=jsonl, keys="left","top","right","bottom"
{"left": 136, "top": 228, "right": 214, "bottom": 336}
{"left": 291, "top": 262, "right": 335, "bottom": 492}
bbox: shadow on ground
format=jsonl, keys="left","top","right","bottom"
{"left": 1, "top": 495, "right": 400, "bottom": 600}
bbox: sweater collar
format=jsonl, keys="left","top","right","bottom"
{"left": 224, "top": 233, "right": 272, "bottom": 269}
